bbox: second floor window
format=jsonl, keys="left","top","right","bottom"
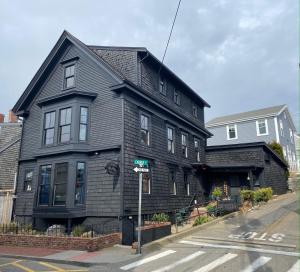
{"left": 59, "top": 108, "right": 72, "bottom": 143}
{"left": 257, "top": 119, "right": 268, "bottom": 136}
{"left": 194, "top": 139, "right": 200, "bottom": 162}
{"left": 279, "top": 120, "right": 284, "bottom": 136}
{"left": 24, "top": 170, "right": 33, "bottom": 191}
{"left": 79, "top": 107, "right": 88, "bottom": 141}
{"left": 227, "top": 124, "right": 237, "bottom": 140}
{"left": 64, "top": 64, "right": 75, "bottom": 89}
{"left": 174, "top": 90, "right": 180, "bottom": 105}
{"left": 44, "top": 111, "right": 55, "bottom": 145}
{"left": 75, "top": 162, "right": 86, "bottom": 205}
{"left": 181, "top": 133, "right": 188, "bottom": 158}
{"left": 167, "top": 127, "right": 175, "bottom": 153}
{"left": 140, "top": 114, "right": 150, "bottom": 146}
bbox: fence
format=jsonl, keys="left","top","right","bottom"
{"left": 0, "top": 221, "right": 119, "bottom": 238}
{"left": 174, "top": 198, "right": 239, "bottom": 232}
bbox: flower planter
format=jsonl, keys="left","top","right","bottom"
{"left": 135, "top": 222, "right": 171, "bottom": 245}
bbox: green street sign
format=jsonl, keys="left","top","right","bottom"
{"left": 134, "top": 159, "right": 148, "bottom": 167}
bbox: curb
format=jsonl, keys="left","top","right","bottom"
{"left": 0, "top": 254, "right": 100, "bottom": 267}
{"left": 142, "top": 211, "right": 240, "bottom": 253}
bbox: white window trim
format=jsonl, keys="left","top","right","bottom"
{"left": 279, "top": 120, "right": 284, "bottom": 136}
{"left": 256, "top": 119, "right": 269, "bottom": 136}
{"left": 226, "top": 124, "right": 238, "bottom": 140}
{"left": 289, "top": 129, "right": 294, "bottom": 144}
{"left": 173, "top": 181, "right": 177, "bottom": 195}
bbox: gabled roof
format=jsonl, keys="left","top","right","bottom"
{"left": 89, "top": 45, "right": 210, "bottom": 108}
{"left": 13, "top": 31, "right": 124, "bottom": 115}
{"left": 206, "top": 105, "right": 289, "bottom": 127}
{"left": 13, "top": 31, "right": 210, "bottom": 116}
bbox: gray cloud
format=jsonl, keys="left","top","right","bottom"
{"left": 0, "top": 0, "right": 298, "bottom": 128}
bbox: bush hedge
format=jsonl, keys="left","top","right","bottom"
{"left": 151, "top": 213, "right": 170, "bottom": 222}
{"left": 240, "top": 190, "right": 254, "bottom": 202}
{"left": 254, "top": 187, "right": 273, "bottom": 203}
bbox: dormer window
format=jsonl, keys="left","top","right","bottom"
{"left": 192, "top": 105, "right": 197, "bottom": 117}
{"left": 159, "top": 76, "right": 167, "bottom": 96}
{"left": 64, "top": 64, "right": 75, "bottom": 89}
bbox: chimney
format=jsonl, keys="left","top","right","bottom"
{"left": 8, "top": 110, "right": 17, "bottom": 123}
{"left": 0, "top": 114, "right": 4, "bottom": 123}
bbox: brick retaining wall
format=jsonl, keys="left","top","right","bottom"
{"left": 0, "top": 232, "right": 121, "bottom": 252}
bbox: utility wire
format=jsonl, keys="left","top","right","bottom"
{"left": 158, "top": 0, "right": 182, "bottom": 74}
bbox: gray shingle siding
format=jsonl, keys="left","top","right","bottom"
{"left": 0, "top": 123, "right": 22, "bottom": 190}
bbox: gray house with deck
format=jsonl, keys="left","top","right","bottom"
{"left": 12, "top": 31, "right": 212, "bottom": 237}
{"left": 206, "top": 105, "right": 298, "bottom": 172}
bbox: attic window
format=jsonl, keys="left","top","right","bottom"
{"left": 64, "top": 64, "right": 75, "bottom": 89}
{"left": 159, "top": 76, "right": 167, "bottom": 96}
{"left": 174, "top": 89, "right": 180, "bottom": 105}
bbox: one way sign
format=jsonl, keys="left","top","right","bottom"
{"left": 133, "top": 167, "right": 149, "bottom": 173}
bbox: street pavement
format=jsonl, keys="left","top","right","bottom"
{"left": 0, "top": 192, "right": 298, "bottom": 271}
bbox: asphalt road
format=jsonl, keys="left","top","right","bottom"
{"left": 0, "top": 192, "right": 298, "bottom": 272}
{"left": 113, "top": 192, "right": 299, "bottom": 272}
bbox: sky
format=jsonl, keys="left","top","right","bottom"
{"left": 0, "top": 0, "right": 298, "bottom": 128}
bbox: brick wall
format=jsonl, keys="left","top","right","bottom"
{"left": 0, "top": 232, "right": 121, "bottom": 252}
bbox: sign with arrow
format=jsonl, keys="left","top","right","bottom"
{"left": 133, "top": 159, "right": 148, "bottom": 168}
{"left": 133, "top": 167, "right": 149, "bottom": 173}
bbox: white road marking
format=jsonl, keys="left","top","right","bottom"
{"left": 120, "top": 250, "right": 176, "bottom": 270}
{"left": 151, "top": 251, "right": 205, "bottom": 272}
{"left": 286, "top": 260, "right": 300, "bottom": 272}
{"left": 192, "top": 253, "right": 237, "bottom": 272}
{"left": 180, "top": 240, "right": 300, "bottom": 257}
{"left": 240, "top": 256, "right": 271, "bottom": 272}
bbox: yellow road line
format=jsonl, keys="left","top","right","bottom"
{"left": 38, "top": 262, "right": 66, "bottom": 271}
{"left": 0, "top": 260, "right": 22, "bottom": 267}
{"left": 11, "top": 261, "right": 35, "bottom": 272}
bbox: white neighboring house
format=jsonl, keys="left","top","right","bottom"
{"left": 206, "top": 105, "right": 298, "bottom": 172}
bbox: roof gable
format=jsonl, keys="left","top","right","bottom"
{"left": 13, "top": 31, "right": 123, "bottom": 116}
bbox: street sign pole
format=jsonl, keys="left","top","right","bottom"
{"left": 137, "top": 171, "right": 142, "bottom": 254}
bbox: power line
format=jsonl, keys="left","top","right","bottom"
{"left": 159, "top": 0, "right": 182, "bottom": 74}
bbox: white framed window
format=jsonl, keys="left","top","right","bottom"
{"left": 184, "top": 172, "right": 190, "bottom": 196}
{"left": 181, "top": 133, "right": 188, "bottom": 158}
{"left": 167, "top": 126, "right": 175, "bottom": 153}
{"left": 279, "top": 120, "right": 284, "bottom": 136}
{"left": 283, "top": 146, "right": 287, "bottom": 159}
{"left": 226, "top": 124, "right": 238, "bottom": 140}
{"left": 159, "top": 76, "right": 167, "bottom": 96}
{"left": 169, "top": 170, "right": 176, "bottom": 195}
{"left": 140, "top": 114, "right": 150, "bottom": 146}
{"left": 192, "top": 105, "right": 197, "bottom": 117}
{"left": 289, "top": 129, "right": 293, "bottom": 144}
{"left": 256, "top": 119, "right": 269, "bottom": 136}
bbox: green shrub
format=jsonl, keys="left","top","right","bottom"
{"left": 211, "top": 187, "right": 222, "bottom": 200}
{"left": 193, "top": 216, "right": 209, "bottom": 226}
{"left": 240, "top": 190, "right": 254, "bottom": 202}
{"left": 72, "top": 225, "right": 86, "bottom": 237}
{"left": 254, "top": 187, "right": 273, "bottom": 203}
{"left": 206, "top": 204, "right": 216, "bottom": 215}
{"left": 151, "top": 213, "right": 170, "bottom": 222}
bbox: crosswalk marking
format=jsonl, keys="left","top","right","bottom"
{"left": 240, "top": 256, "right": 271, "bottom": 272}
{"left": 151, "top": 251, "right": 205, "bottom": 272}
{"left": 180, "top": 240, "right": 300, "bottom": 257}
{"left": 120, "top": 250, "right": 176, "bottom": 270}
{"left": 192, "top": 253, "right": 237, "bottom": 272}
{"left": 286, "top": 260, "right": 300, "bottom": 272}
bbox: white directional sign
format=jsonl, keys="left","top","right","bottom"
{"left": 133, "top": 167, "right": 149, "bottom": 173}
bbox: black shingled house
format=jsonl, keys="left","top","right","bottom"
{"left": 12, "top": 31, "right": 288, "bottom": 241}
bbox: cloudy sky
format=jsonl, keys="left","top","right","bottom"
{"left": 0, "top": 0, "right": 298, "bottom": 128}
